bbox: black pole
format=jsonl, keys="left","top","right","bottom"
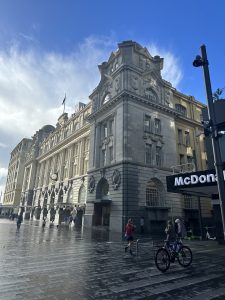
{"left": 197, "top": 196, "right": 203, "bottom": 240}
{"left": 199, "top": 45, "right": 225, "bottom": 241}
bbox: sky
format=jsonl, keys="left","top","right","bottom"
{"left": 0, "top": 0, "right": 225, "bottom": 197}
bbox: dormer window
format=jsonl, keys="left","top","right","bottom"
{"left": 103, "top": 93, "right": 110, "bottom": 104}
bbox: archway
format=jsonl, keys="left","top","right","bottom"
{"left": 146, "top": 178, "right": 167, "bottom": 234}
{"left": 94, "top": 178, "right": 111, "bottom": 226}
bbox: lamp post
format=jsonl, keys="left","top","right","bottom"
{"left": 193, "top": 45, "right": 225, "bottom": 241}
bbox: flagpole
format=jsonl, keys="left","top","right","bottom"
{"left": 62, "top": 93, "right": 66, "bottom": 114}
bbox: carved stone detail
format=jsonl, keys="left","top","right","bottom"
{"left": 112, "top": 169, "right": 121, "bottom": 190}
{"left": 88, "top": 175, "right": 95, "bottom": 193}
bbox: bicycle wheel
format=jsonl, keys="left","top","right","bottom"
{"left": 177, "top": 246, "right": 192, "bottom": 267}
{"left": 155, "top": 248, "right": 170, "bottom": 272}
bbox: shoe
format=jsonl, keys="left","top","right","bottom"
{"left": 125, "top": 246, "right": 128, "bottom": 253}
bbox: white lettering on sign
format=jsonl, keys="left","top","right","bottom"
{"left": 174, "top": 177, "right": 184, "bottom": 186}
{"left": 173, "top": 172, "right": 223, "bottom": 187}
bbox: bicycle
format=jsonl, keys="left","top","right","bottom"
{"left": 154, "top": 238, "right": 192, "bottom": 272}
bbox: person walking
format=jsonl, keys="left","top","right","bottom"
{"left": 16, "top": 214, "right": 23, "bottom": 230}
{"left": 174, "top": 218, "right": 187, "bottom": 238}
{"left": 124, "top": 219, "right": 135, "bottom": 255}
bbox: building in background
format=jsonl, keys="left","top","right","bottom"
{"left": 2, "top": 41, "right": 213, "bottom": 235}
{"left": 2, "top": 138, "right": 33, "bottom": 216}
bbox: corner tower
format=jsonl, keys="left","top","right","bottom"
{"left": 85, "top": 41, "right": 178, "bottom": 233}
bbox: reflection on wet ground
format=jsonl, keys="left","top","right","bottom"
{"left": 1, "top": 219, "right": 225, "bottom": 300}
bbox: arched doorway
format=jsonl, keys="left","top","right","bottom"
{"left": 93, "top": 178, "right": 111, "bottom": 226}
{"left": 76, "top": 185, "right": 86, "bottom": 226}
{"left": 146, "top": 178, "right": 167, "bottom": 234}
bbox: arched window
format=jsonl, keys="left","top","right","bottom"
{"left": 146, "top": 179, "right": 165, "bottom": 207}
{"left": 96, "top": 178, "right": 109, "bottom": 200}
{"left": 78, "top": 185, "right": 86, "bottom": 204}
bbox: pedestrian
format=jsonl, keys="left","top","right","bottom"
{"left": 42, "top": 217, "right": 46, "bottom": 228}
{"left": 140, "top": 217, "right": 145, "bottom": 234}
{"left": 124, "top": 218, "right": 135, "bottom": 255}
{"left": 16, "top": 214, "right": 23, "bottom": 230}
{"left": 69, "top": 215, "right": 73, "bottom": 226}
{"left": 174, "top": 218, "right": 187, "bottom": 239}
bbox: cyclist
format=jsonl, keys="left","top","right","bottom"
{"left": 165, "top": 220, "right": 176, "bottom": 243}
{"left": 124, "top": 218, "right": 135, "bottom": 255}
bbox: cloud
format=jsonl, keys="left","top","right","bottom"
{"left": 146, "top": 44, "right": 183, "bottom": 87}
{"left": 0, "top": 142, "right": 8, "bottom": 148}
{"left": 0, "top": 36, "right": 115, "bottom": 161}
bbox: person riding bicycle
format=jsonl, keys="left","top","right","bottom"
{"left": 124, "top": 218, "right": 135, "bottom": 255}
{"left": 165, "top": 220, "right": 176, "bottom": 243}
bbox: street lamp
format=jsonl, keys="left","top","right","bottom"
{"left": 193, "top": 45, "right": 225, "bottom": 241}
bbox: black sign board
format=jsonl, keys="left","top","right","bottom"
{"left": 166, "top": 169, "right": 225, "bottom": 193}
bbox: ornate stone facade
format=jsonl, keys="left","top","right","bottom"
{"left": 3, "top": 41, "right": 212, "bottom": 234}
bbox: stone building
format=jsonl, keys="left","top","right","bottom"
{"left": 2, "top": 138, "right": 33, "bottom": 216}
{"left": 21, "top": 102, "right": 91, "bottom": 225}
{"left": 3, "top": 40, "right": 212, "bottom": 235}
{"left": 85, "top": 40, "right": 211, "bottom": 234}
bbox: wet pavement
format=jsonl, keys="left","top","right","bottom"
{"left": 1, "top": 219, "right": 225, "bottom": 300}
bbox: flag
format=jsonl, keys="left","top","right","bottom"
{"left": 62, "top": 94, "right": 66, "bottom": 105}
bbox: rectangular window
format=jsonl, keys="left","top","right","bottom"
{"left": 109, "top": 120, "right": 114, "bottom": 135}
{"left": 156, "top": 146, "right": 162, "bottom": 167}
{"left": 144, "top": 115, "right": 151, "bottom": 132}
{"left": 154, "top": 118, "right": 161, "bottom": 134}
{"left": 145, "top": 144, "right": 152, "bottom": 164}
{"left": 178, "top": 129, "right": 183, "bottom": 144}
{"left": 175, "top": 104, "right": 187, "bottom": 116}
{"left": 187, "top": 156, "right": 193, "bottom": 164}
{"left": 179, "top": 154, "right": 185, "bottom": 165}
{"left": 185, "top": 131, "right": 191, "bottom": 147}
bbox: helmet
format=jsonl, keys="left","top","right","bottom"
{"left": 175, "top": 219, "right": 180, "bottom": 223}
